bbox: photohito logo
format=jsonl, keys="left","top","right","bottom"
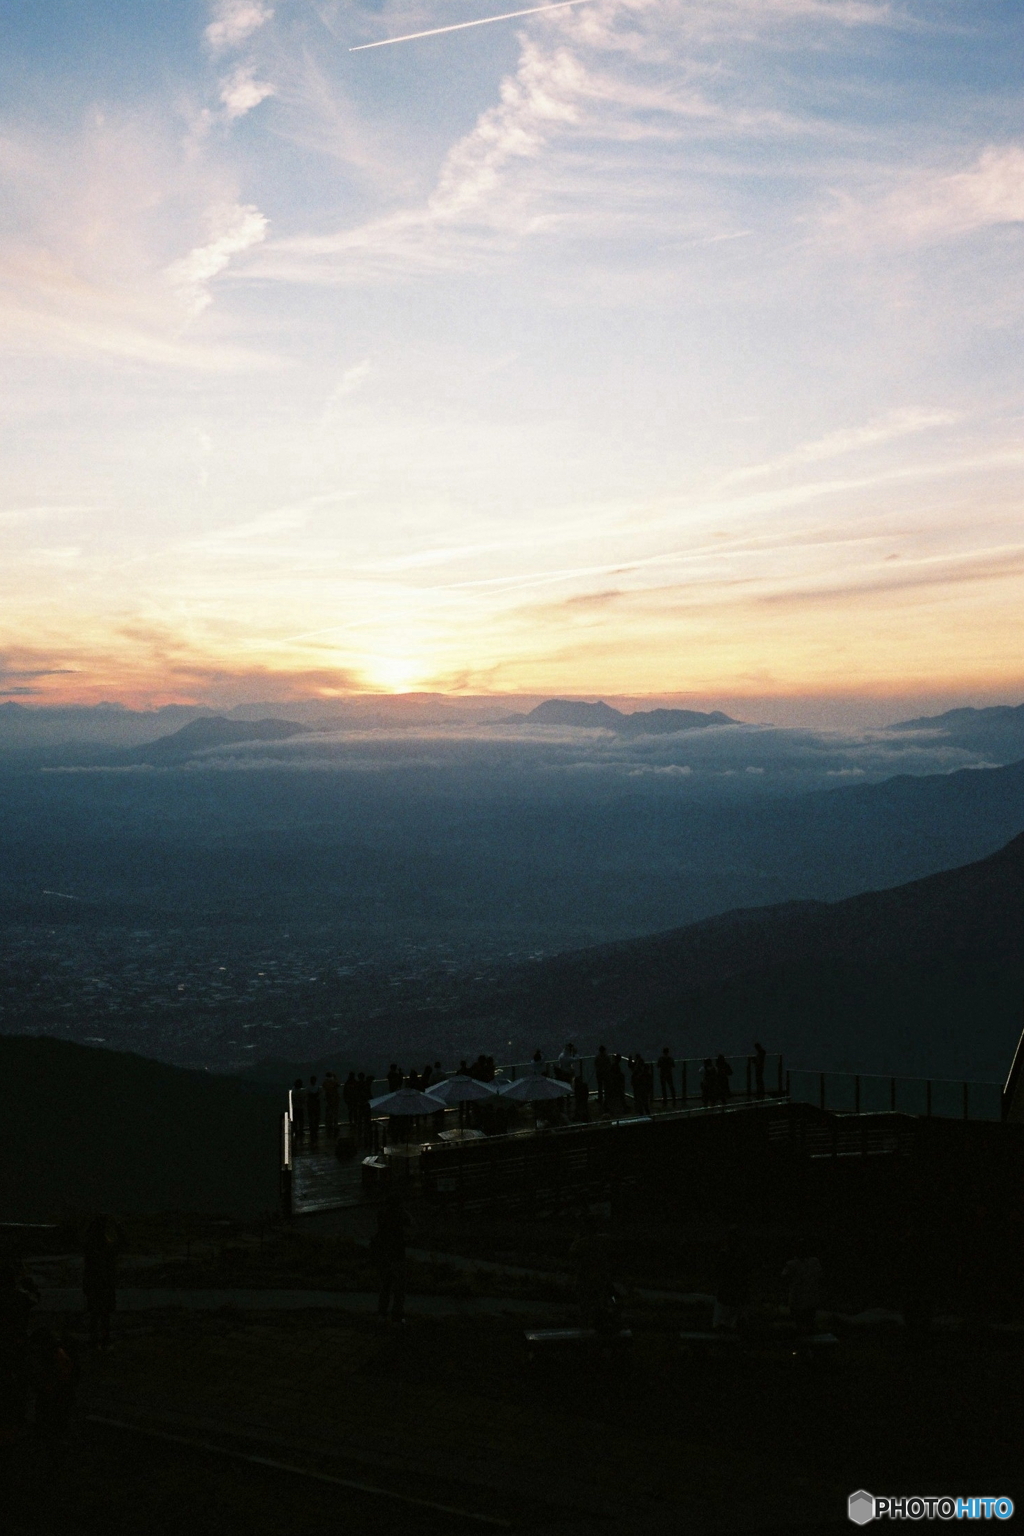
{"left": 849, "top": 1492, "right": 1015, "bottom": 1523}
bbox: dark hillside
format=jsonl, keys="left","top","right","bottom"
{"left": 0, "top": 1037, "right": 281, "bottom": 1220}
{"left": 437, "top": 833, "right": 1024, "bottom": 1079}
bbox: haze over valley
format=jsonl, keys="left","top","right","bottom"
{"left": 3, "top": 697, "right": 1022, "bottom": 1080}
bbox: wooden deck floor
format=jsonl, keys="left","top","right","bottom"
{"left": 291, "top": 1139, "right": 366, "bottom": 1214}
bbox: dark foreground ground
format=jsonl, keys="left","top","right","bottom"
{"left": 5, "top": 1315, "right": 1022, "bottom": 1535}
{"left": 4, "top": 1205, "right": 1022, "bottom": 1536}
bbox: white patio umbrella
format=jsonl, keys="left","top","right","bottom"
{"left": 497, "top": 1075, "right": 573, "bottom": 1102}
{"left": 369, "top": 1088, "right": 447, "bottom": 1116}
{"left": 425, "top": 1075, "right": 498, "bottom": 1106}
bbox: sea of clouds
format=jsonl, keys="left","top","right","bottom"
{"left": 44, "top": 718, "right": 1014, "bottom": 801}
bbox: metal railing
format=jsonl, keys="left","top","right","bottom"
{"left": 278, "top": 1054, "right": 1008, "bottom": 1206}
{"left": 498, "top": 1050, "right": 784, "bottom": 1100}
{"left": 786, "top": 1068, "right": 1003, "bottom": 1123}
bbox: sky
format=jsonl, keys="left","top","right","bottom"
{"left": 2, "top": 0, "right": 1023, "bottom": 712}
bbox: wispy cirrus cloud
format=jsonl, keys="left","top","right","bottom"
{"left": 0, "top": 107, "right": 275, "bottom": 367}
{"left": 722, "top": 408, "right": 961, "bottom": 485}
{"left": 260, "top": 38, "right": 592, "bottom": 280}
{"left": 4, "top": 0, "right": 1024, "bottom": 710}
{"left": 827, "top": 144, "right": 1024, "bottom": 248}
{"left": 259, "top": 0, "right": 894, "bottom": 286}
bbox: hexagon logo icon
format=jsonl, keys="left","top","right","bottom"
{"left": 848, "top": 1490, "right": 875, "bottom": 1525}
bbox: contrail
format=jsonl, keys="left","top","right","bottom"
{"left": 350, "top": 0, "right": 592, "bottom": 51}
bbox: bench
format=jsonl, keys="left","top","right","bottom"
{"left": 524, "top": 1328, "right": 633, "bottom": 1362}
{"left": 679, "top": 1329, "right": 839, "bottom": 1355}
{"left": 679, "top": 1330, "right": 742, "bottom": 1345}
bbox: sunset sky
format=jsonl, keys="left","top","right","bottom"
{"left": 2, "top": 0, "right": 1023, "bottom": 710}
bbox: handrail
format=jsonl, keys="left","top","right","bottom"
{"left": 357, "top": 1051, "right": 783, "bottom": 1101}
{"left": 1001, "top": 1005, "right": 1024, "bottom": 1122}
{"left": 285, "top": 1055, "right": 1007, "bottom": 1129}
{"left": 787, "top": 1067, "right": 1003, "bottom": 1123}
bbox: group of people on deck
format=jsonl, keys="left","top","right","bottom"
{"left": 290, "top": 1040, "right": 772, "bottom": 1150}
{"left": 291, "top": 1070, "right": 378, "bottom": 1149}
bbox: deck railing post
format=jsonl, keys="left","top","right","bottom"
{"left": 777, "top": 1055, "right": 784, "bottom": 1095}
{"left": 279, "top": 1111, "right": 293, "bottom": 1219}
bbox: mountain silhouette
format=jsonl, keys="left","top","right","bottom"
{"left": 444, "top": 832, "right": 1024, "bottom": 1079}
{"left": 117, "top": 715, "right": 305, "bottom": 763}
{"left": 889, "top": 700, "right": 1024, "bottom": 758}
{"left": 892, "top": 701, "right": 1024, "bottom": 732}
{"left": 621, "top": 707, "right": 738, "bottom": 735}
{"left": 511, "top": 699, "right": 738, "bottom": 732}
{"left": 524, "top": 699, "right": 628, "bottom": 727}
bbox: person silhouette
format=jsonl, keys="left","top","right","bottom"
{"left": 595, "top": 1046, "right": 611, "bottom": 1108}
{"left": 373, "top": 1191, "right": 411, "bottom": 1324}
{"left": 291, "top": 1078, "right": 306, "bottom": 1143}
{"left": 323, "top": 1071, "right": 340, "bottom": 1138}
{"left": 82, "top": 1215, "right": 123, "bottom": 1351}
{"left": 658, "top": 1047, "right": 677, "bottom": 1107}
{"left": 753, "top": 1042, "right": 767, "bottom": 1100}
{"left": 782, "top": 1242, "right": 822, "bottom": 1337}
{"left": 712, "top": 1227, "right": 751, "bottom": 1332}
{"left": 306, "top": 1076, "right": 321, "bottom": 1148}
{"left": 342, "top": 1071, "right": 358, "bottom": 1126}
{"left": 701, "top": 1058, "right": 717, "bottom": 1107}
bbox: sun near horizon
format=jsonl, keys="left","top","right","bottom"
{"left": 3, "top": 1, "right": 1024, "bottom": 722}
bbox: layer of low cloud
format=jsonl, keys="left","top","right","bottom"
{"left": 31, "top": 714, "right": 1024, "bottom": 799}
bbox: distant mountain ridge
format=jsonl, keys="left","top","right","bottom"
{"left": 892, "top": 702, "right": 1024, "bottom": 731}
{"left": 425, "top": 831, "right": 1024, "bottom": 1080}
{"left": 117, "top": 715, "right": 306, "bottom": 763}
{"left": 888, "top": 701, "right": 1024, "bottom": 759}
{"left": 503, "top": 699, "right": 739, "bottom": 732}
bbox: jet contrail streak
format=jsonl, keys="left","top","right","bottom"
{"left": 350, "top": 0, "right": 592, "bottom": 51}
